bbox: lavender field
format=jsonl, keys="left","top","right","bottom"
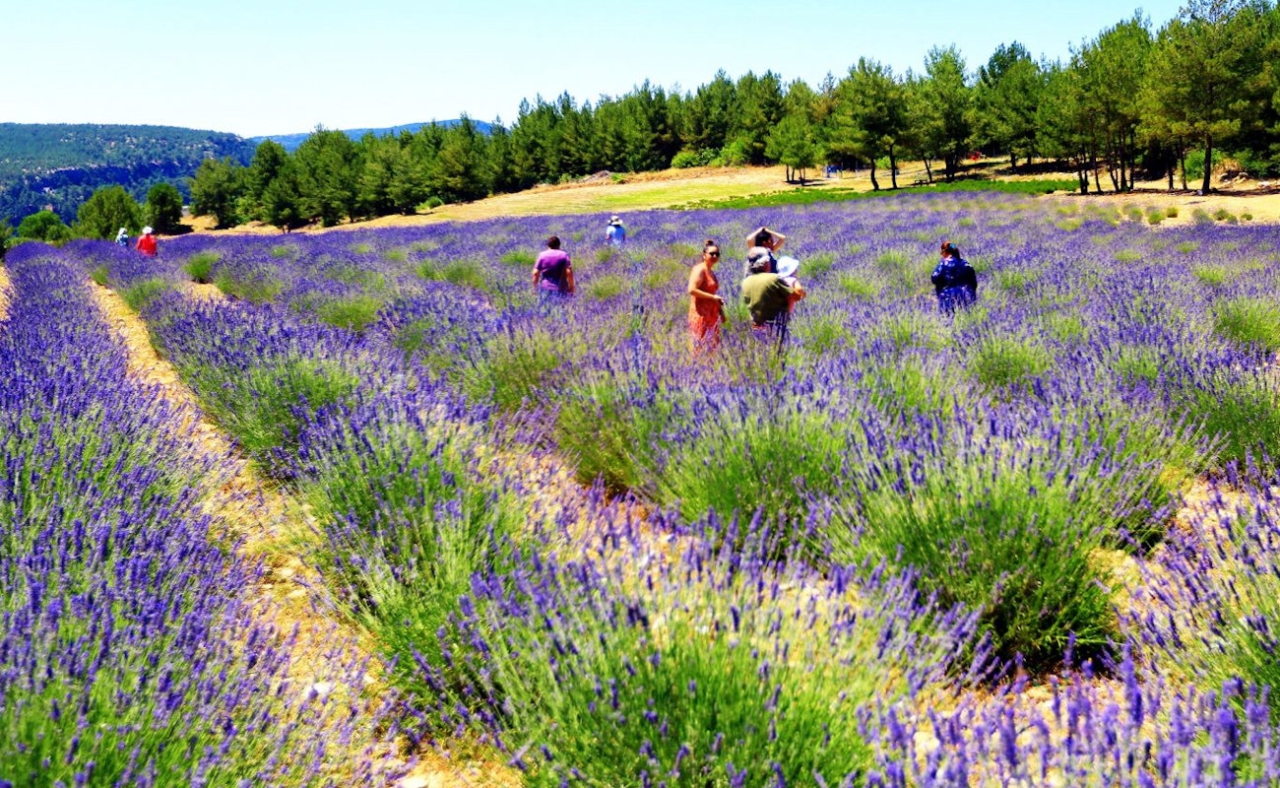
{"left": 9, "top": 192, "right": 1280, "bottom": 786}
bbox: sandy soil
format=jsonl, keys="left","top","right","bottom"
{"left": 0, "top": 265, "right": 11, "bottom": 322}
{"left": 86, "top": 281, "right": 508, "bottom": 787}
{"left": 1045, "top": 179, "right": 1280, "bottom": 226}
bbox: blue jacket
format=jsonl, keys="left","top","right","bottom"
{"left": 930, "top": 257, "right": 978, "bottom": 311}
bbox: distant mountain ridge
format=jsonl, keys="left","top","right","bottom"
{"left": 0, "top": 123, "right": 255, "bottom": 224}
{"left": 251, "top": 120, "right": 493, "bottom": 152}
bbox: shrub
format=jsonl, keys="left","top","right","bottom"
{"left": 659, "top": 401, "right": 855, "bottom": 534}
{"left": 89, "top": 264, "right": 109, "bottom": 287}
{"left": 1193, "top": 265, "right": 1231, "bottom": 288}
{"left": 968, "top": 335, "right": 1052, "bottom": 395}
{"left": 804, "top": 251, "right": 837, "bottom": 277}
{"left": 1192, "top": 208, "right": 1214, "bottom": 225}
{"left": 500, "top": 249, "right": 536, "bottom": 267}
{"left": 671, "top": 149, "right": 701, "bottom": 169}
{"left": 183, "top": 355, "right": 361, "bottom": 476}
{"left": 465, "top": 326, "right": 568, "bottom": 412}
{"left": 183, "top": 251, "right": 219, "bottom": 284}
{"left": 837, "top": 273, "right": 880, "bottom": 300}
{"left": 553, "top": 373, "right": 670, "bottom": 492}
{"left": 213, "top": 271, "right": 283, "bottom": 304}
{"left": 121, "top": 277, "right": 172, "bottom": 312}
{"left": 1214, "top": 297, "right": 1280, "bottom": 353}
{"left": 418, "top": 258, "right": 486, "bottom": 290}
{"left": 296, "top": 396, "right": 522, "bottom": 695}
{"left": 315, "top": 295, "right": 384, "bottom": 332}
{"left": 424, "top": 522, "right": 976, "bottom": 786}
{"left": 584, "top": 274, "right": 626, "bottom": 301}
{"left": 1146, "top": 207, "right": 1166, "bottom": 225}
{"left": 830, "top": 416, "right": 1131, "bottom": 669}
{"left": 1174, "top": 372, "right": 1280, "bottom": 471}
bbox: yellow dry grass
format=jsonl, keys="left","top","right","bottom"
{"left": 177, "top": 160, "right": 1280, "bottom": 240}
{"left": 0, "top": 264, "right": 11, "bottom": 322}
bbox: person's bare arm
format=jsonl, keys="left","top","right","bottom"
{"left": 566, "top": 266, "right": 576, "bottom": 295}
{"left": 769, "top": 230, "right": 786, "bottom": 252}
{"left": 532, "top": 265, "right": 541, "bottom": 289}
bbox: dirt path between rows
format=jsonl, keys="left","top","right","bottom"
{"left": 86, "top": 281, "right": 499, "bottom": 788}
{"left": 0, "top": 265, "right": 11, "bottom": 322}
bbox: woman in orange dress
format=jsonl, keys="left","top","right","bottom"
{"left": 687, "top": 239, "right": 724, "bottom": 354}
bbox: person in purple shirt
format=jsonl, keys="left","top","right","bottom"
{"left": 532, "top": 235, "right": 575, "bottom": 296}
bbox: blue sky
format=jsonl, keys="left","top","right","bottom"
{"left": 4, "top": 0, "right": 1187, "bottom": 137}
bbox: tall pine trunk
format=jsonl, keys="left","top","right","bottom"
{"left": 889, "top": 146, "right": 899, "bottom": 190}
{"left": 1201, "top": 138, "right": 1213, "bottom": 194}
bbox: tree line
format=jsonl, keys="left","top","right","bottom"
{"left": 172, "top": 1, "right": 1280, "bottom": 229}
{"left": 0, "top": 124, "right": 254, "bottom": 225}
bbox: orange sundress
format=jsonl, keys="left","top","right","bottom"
{"left": 688, "top": 264, "right": 721, "bottom": 353}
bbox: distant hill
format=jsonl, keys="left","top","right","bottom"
{"left": 251, "top": 120, "right": 493, "bottom": 152}
{"left": 0, "top": 123, "right": 256, "bottom": 224}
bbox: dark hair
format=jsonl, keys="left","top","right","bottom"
{"left": 547, "top": 235, "right": 561, "bottom": 250}
{"left": 754, "top": 229, "right": 773, "bottom": 247}
{"left": 703, "top": 238, "right": 718, "bottom": 251}
{"left": 941, "top": 241, "right": 959, "bottom": 258}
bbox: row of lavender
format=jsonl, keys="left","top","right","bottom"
{"left": 73, "top": 193, "right": 1280, "bottom": 783}
{"left": 0, "top": 246, "right": 397, "bottom": 786}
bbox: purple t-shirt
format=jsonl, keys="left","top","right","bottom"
{"left": 536, "top": 249, "right": 572, "bottom": 293}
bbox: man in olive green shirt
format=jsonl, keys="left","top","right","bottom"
{"left": 741, "top": 271, "right": 805, "bottom": 341}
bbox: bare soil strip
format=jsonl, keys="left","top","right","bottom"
{"left": 86, "top": 281, "right": 497, "bottom": 787}
{"left": 0, "top": 265, "right": 11, "bottom": 322}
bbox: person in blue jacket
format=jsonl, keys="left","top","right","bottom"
{"left": 930, "top": 241, "right": 977, "bottom": 314}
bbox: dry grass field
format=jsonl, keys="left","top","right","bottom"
{"left": 181, "top": 160, "right": 1280, "bottom": 237}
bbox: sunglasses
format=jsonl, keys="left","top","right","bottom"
{"left": 706, "top": 250, "right": 720, "bottom": 257}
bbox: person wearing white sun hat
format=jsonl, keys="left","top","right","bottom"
{"left": 605, "top": 214, "right": 626, "bottom": 246}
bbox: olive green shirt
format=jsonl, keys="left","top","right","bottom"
{"left": 741, "top": 273, "right": 795, "bottom": 326}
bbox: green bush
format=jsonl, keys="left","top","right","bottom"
{"left": 671, "top": 149, "right": 701, "bottom": 169}
{"left": 315, "top": 294, "right": 384, "bottom": 332}
{"left": 553, "top": 375, "right": 671, "bottom": 493}
{"left": 183, "top": 252, "right": 219, "bottom": 284}
{"left": 1175, "top": 372, "right": 1280, "bottom": 472}
{"left": 213, "top": 271, "right": 283, "bottom": 304}
{"left": 830, "top": 426, "right": 1132, "bottom": 669}
{"left": 969, "top": 335, "right": 1052, "bottom": 395}
{"left": 499, "top": 250, "right": 536, "bottom": 268}
{"left": 1214, "top": 297, "right": 1280, "bottom": 353}
{"left": 418, "top": 258, "right": 487, "bottom": 291}
{"left": 17, "top": 210, "right": 72, "bottom": 244}
{"left": 1193, "top": 266, "right": 1232, "bottom": 288}
{"left": 179, "top": 356, "right": 360, "bottom": 475}
{"left": 804, "top": 251, "right": 837, "bottom": 277}
{"left": 660, "top": 404, "right": 854, "bottom": 536}
{"left": 121, "top": 277, "right": 172, "bottom": 312}
{"left": 584, "top": 274, "right": 626, "bottom": 301}
{"left": 299, "top": 406, "right": 522, "bottom": 695}
{"left": 465, "top": 327, "right": 568, "bottom": 412}
{"left": 89, "top": 264, "right": 110, "bottom": 287}
{"left": 837, "top": 273, "right": 880, "bottom": 300}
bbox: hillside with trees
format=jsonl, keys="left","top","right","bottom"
{"left": 0, "top": 123, "right": 256, "bottom": 225}
{"left": 188, "top": 0, "right": 1280, "bottom": 231}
